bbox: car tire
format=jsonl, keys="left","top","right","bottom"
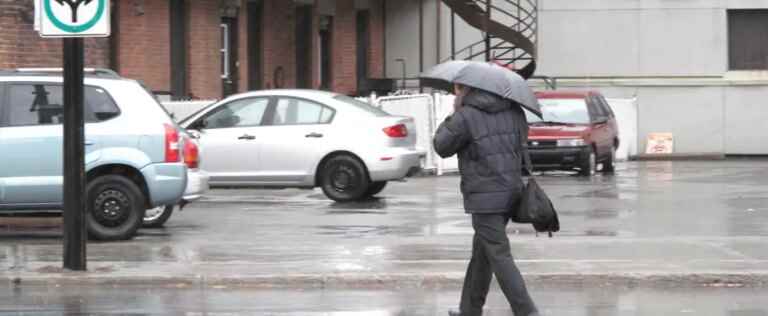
{"left": 602, "top": 148, "right": 616, "bottom": 174}
{"left": 86, "top": 175, "right": 145, "bottom": 241}
{"left": 320, "top": 155, "right": 370, "bottom": 202}
{"left": 365, "top": 181, "right": 388, "bottom": 197}
{"left": 142, "top": 205, "right": 174, "bottom": 228}
{"left": 579, "top": 148, "right": 597, "bottom": 177}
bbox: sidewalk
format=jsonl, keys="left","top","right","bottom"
{"left": 3, "top": 236, "right": 768, "bottom": 288}
{"left": 2, "top": 161, "right": 768, "bottom": 289}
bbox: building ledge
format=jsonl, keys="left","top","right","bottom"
{"left": 531, "top": 74, "right": 768, "bottom": 87}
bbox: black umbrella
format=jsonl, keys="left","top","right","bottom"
{"left": 420, "top": 61, "right": 541, "bottom": 117}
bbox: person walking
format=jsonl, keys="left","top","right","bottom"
{"left": 422, "top": 61, "right": 544, "bottom": 316}
{"left": 433, "top": 83, "right": 539, "bottom": 316}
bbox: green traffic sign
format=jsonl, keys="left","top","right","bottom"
{"left": 39, "top": 0, "right": 110, "bottom": 37}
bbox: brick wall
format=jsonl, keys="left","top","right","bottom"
{"left": 187, "top": 0, "right": 221, "bottom": 99}
{"left": 331, "top": 0, "right": 356, "bottom": 95}
{"left": 0, "top": 1, "right": 109, "bottom": 69}
{"left": 116, "top": 0, "right": 171, "bottom": 93}
{"left": 368, "top": 0, "right": 385, "bottom": 78}
{"left": 262, "top": 0, "right": 296, "bottom": 89}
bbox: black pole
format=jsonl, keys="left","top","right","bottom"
{"left": 62, "top": 37, "right": 87, "bottom": 271}
{"left": 450, "top": 9, "right": 456, "bottom": 60}
{"left": 485, "top": 0, "right": 492, "bottom": 62}
{"left": 418, "top": 0, "right": 424, "bottom": 93}
{"left": 395, "top": 58, "right": 406, "bottom": 91}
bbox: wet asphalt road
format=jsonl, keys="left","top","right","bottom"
{"left": 1, "top": 158, "right": 768, "bottom": 316}
{"left": 3, "top": 285, "right": 768, "bottom": 315}
{"left": 2, "top": 161, "right": 768, "bottom": 278}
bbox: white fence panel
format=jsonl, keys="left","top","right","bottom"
{"left": 606, "top": 98, "right": 639, "bottom": 161}
{"left": 161, "top": 100, "right": 216, "bottom": 122}
{"left": 376, "top": 94, "right": 437, "bottom": 170}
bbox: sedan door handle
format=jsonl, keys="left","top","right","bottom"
{"left": 85, "top": 140, "right": 95, "bottom": 146}
{"left": 305, "top": 132, "right": 324, "bottom": 138}
{"left": 238, "top": 134, "right": 256, "bottom": 140}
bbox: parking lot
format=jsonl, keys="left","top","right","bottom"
{"left": 2, "top": 160, "right": 768, "bottom": 286}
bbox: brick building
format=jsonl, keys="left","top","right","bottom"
{"left": 0, "top": 0, "right": 390, "bottom": 100}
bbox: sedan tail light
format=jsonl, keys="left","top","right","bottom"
{"left": 164, "top": 124, "right": 181, "bottom": 163}
{"left": 183, "top": 138, "right": 200, "bottom": 169}
{"left": 383, "top": 124, "right": 408, "bottom": 138}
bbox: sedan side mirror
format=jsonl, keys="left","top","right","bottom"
{"left": 188, "top": 119, "right": 207, "bottom": 131}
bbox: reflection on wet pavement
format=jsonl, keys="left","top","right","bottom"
{"left": 2, "top": 285, "right": 768, "bottom": 316}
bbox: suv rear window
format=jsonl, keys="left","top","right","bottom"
{"left": 4, "top": 84, "right": 120, "bottom": 126}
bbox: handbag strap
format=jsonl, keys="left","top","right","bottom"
{"left": 522, "top": 143, "right": 534, "bottom": 176}
{"left": 519, "top": 125, "right": 534, "bottom": 176}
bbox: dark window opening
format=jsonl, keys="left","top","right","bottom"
{"left": 170, "top": 0, "right": 188, "bottom": 100}
{"left": 248, "top": 2, "right": 263, "bottom": 90}
{"left": 728, "top": 10, "right": 768, "bottom": 70}
{"left": 319, "top": 16, "right": 333, "bottom": 90}
{"left": 296, "top": 5, "right": 314, "bottom": 89}
{"left": 221, "top": 17, "right": 239, "bottom": 97}
{"left": 356, "top": 10, "right": 370, "bottom": 93}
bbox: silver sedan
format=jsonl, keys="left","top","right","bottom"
{"left": 180, "top": 90, "right": 425, "bottom": 202}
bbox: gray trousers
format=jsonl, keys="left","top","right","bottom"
{"left": 459, "top": 213, "right": 538, "bottom": 316}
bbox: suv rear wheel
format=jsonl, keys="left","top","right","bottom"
{"left": 579, "top": 148, "right": 597, "bottom": 177}
{"left": 86, "top": 175, "right": 145, "bottom": 241}
{"left": 602, "top": 147, "right": 616, "bottom": 174}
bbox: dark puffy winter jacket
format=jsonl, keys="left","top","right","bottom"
{"left": 433, "top": 89, "right": 529, "bottom": 214}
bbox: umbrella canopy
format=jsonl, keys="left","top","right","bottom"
{"left": 420, "top": 61, "right": 541, "bottom": 117}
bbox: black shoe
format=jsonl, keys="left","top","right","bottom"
{"left": 448, "top": 310, "right": 482, "bottom": 316}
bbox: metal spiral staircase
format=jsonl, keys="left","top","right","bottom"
{"left": 443, "top": 0, "right": 538, "bottom": 79}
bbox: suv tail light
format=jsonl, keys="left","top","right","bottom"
{"left": 164, "top": 124, "right": 180, "bottom": 163}
{"left": 183, "top": 137, "right": 200, "bottom": 169}
{"left": 383, "top": 124, "right": 408, "bottom": 138}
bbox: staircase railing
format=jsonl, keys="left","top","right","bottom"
{"left": 443, "top": 0, "right": 538, "bottom": 79}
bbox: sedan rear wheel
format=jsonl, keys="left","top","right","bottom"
{"left": 143, "top": 205, "right": 175, "bottom": 228}
{"left": 365, "top": 181, "right": 388, "bottom": 197}
{"left": 321, "top": 155, "right": 370, "bottom": 202}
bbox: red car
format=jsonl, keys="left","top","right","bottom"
{"left": 525, "top": 91, "right": 619, "bottom": 176}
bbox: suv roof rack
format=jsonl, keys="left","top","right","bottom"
{"left": 0, "top": 68, "right": 122, "bottom": 79}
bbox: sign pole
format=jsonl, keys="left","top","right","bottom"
{"left": 62, "top": 37, "right": 87, "bottom": 271}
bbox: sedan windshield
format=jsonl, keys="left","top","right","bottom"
{"left": 525, "top": 98, "right": 590, "bottom": 124}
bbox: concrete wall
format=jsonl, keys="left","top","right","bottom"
{"left": 529, "top": 80, "right": 768, "bottom": 155}
{"left": 385, "top": 0, "right": 768, "bottom": 155}
{"left": 537, "top": 0, "right": 727, "bottom": 76}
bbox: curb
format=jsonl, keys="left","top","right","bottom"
{"left": 5, "top": 272, "right": 768, "bottom": 289}
{"left": 633, "top": 153, "right": 726, "bottom": 161}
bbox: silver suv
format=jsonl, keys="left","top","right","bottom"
{"left": 0, "top": 69, "right": 188, "bottom": 240}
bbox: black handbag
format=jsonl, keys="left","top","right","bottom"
{"left": 512, "top": 146, "right": 560, "bottom": 237}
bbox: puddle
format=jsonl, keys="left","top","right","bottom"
{"left": 314, "top": 225, "right": 423, "bottom": 238}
